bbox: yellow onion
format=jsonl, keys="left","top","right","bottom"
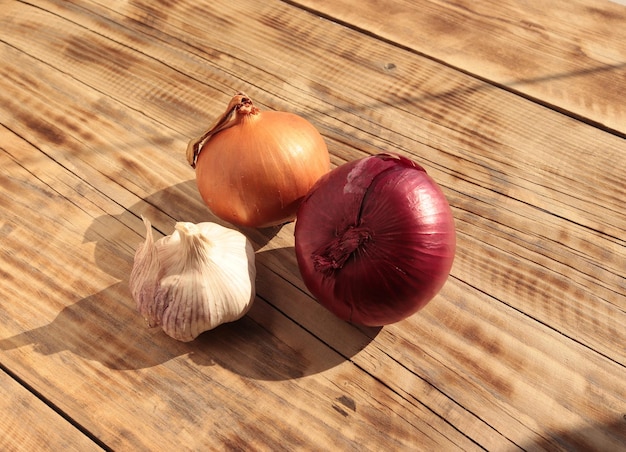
{"left": 187, "top": 93, "right": 330, "bottom": 228}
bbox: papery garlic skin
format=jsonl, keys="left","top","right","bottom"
{"left": 129, "top": 217, "right": 256, "bottom": 342}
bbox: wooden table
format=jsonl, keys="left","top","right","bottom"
{"left": 1, "top": 0, "right": 625, "bottom": 450}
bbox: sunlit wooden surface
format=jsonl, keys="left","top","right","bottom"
{"left": 1, "top": 0, "right": 625, "bottom": 450}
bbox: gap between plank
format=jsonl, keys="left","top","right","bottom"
{"left": 282, "top": 0, "right": 626, "bottom": 141}
{"left": 0, "top": 362, "right": 111, "bottom": 451}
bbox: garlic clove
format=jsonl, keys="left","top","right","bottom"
{"left": 129, "top": 216, "right": 165, "bottom": 327}
{"left": 129, "top": 218, "right": 256, "bottom": 342}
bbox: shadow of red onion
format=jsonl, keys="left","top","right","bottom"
{"left": 0, "top": 181, "right": 380, "bottom": 379}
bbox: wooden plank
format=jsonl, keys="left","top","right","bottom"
{"left": 0, "top": 369, "right": 101, "bottom": 451}
{"left": 0, "top": 0, "right": 624, "bottom": 450}
{"left": 254, "top": 252, "right": 626, "bottom": 450}
{"left": 0, "top": 14, "right": 477, "bottom": 452}
{"left": 0, "top": 130, "right": 477, "bottom": 450}
{"left": 30, "top": 0, "right": 623, "bottom": 367}
{"left": 295, "top": 0, "right": 626, "bottom": 135}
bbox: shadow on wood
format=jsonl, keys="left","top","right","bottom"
{"left": 0, "top": 182, "right": 380, "bottom": 379}
{"left": 521, "top": 415, "right": 626, "bottom": 451}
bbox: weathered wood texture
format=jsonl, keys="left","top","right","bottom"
{"left": 0, "top": 0, "right": 624, "bottom": 450}
{"left": 298, "top": 0, "right": 626, "bottom": 135}
{"left": 0, "top": 368, "right": 101, "bottom": 451}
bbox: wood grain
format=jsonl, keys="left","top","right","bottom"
{"left": 0, "top": 0, "right": 624, "bottom": 450}
{"left": 0, "top": 130, "right": 473, "bottom": 450}
{"left": 0, "top": 368, "right": 101, "bottom": 451}
{"left": 296, "top": 0, "right": 626, "bottom": 135}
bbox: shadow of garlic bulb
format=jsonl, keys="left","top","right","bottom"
{"left": 129, "top": 217, "right": 256, "bottom": 342}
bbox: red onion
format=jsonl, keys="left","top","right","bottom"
{"left": 294, "top": 153, "right": 456, "bottom": 326}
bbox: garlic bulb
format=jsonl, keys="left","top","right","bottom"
{"left": 129, "top": 217, "right": 256, "bottom": 342}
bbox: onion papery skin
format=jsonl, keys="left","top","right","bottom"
{"left": 195, "top": 110, "right": 330, "bottom": 228}
{"left": 294, "top": 153, "right": 456, "bottom": 326}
